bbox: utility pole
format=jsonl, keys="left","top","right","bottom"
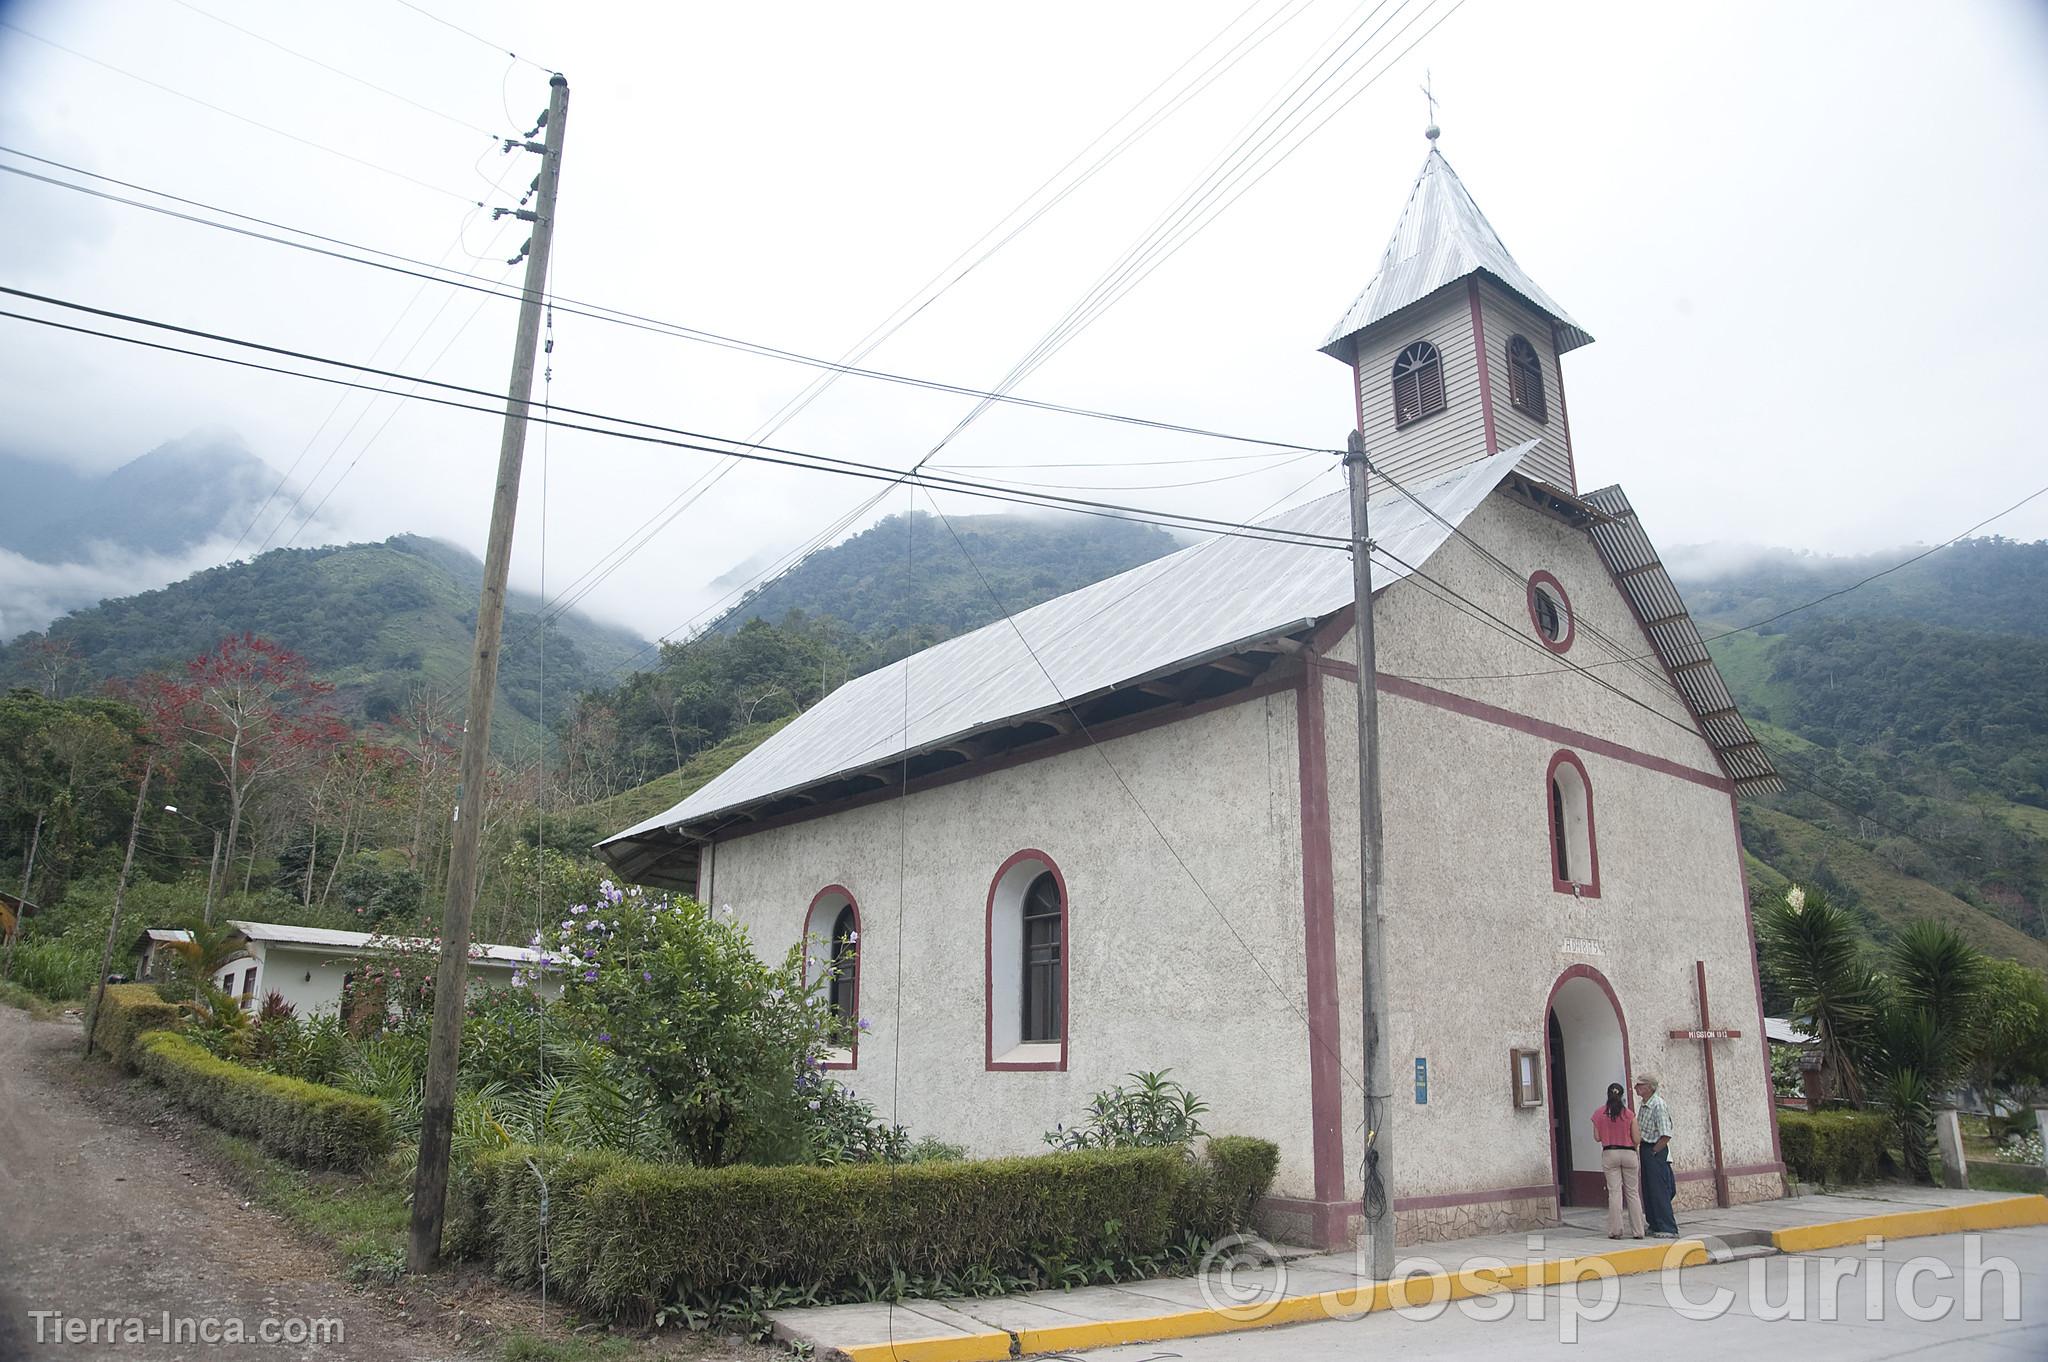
{"left": 409, "top": 72, "right": 570, "bottom": 1271}
{"left": 1343, "top": 430, "right": 1395, "bottom": 1280}
{"left": 84, "top": 756, "right": 153, "bottom": 1058}
{"left": 201, "top": 830, "right": 222, "bottom": 926}
{"left": 2, "top": 811, "right": 43, "bottom": 980}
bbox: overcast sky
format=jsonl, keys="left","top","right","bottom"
{"left": 2, "top": 0, "right": 2045, "bottom": 641}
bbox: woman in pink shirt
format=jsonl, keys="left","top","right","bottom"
{"left": 1590, "top": 1082, "right": 1645, "bottom": 1238}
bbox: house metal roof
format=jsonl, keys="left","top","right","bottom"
{"left": 603, "top": 441, "right": 1543, "bottom": 850}
{"left": 227, "top": 919, "right": 545, "bottom": 965}
{"left": 1321, "top": 148, "right": 1592, "bottom": 364}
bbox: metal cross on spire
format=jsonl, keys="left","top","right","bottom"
{"left": 1422, "top": 70, "right": 1440, "bottom": 144}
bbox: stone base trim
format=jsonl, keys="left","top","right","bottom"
{"left": 1258, "top": 1184, "right": 1560, "bottom": 1251}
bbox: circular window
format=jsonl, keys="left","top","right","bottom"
{"left": 1527, "top": 571, "right": 1573, "bottom": 653}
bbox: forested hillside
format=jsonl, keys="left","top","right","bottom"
{"left": 714, "top": 510, "right": 1180, "bottom": 646}
{"left": 1679, "top": 536, "right": 2048, "bottom": 968}
{"left": 559, "top": 510, "right": 1180, "bottom": 797}
{"left": 0, "top": 534, "right": 645, "bottom": 745}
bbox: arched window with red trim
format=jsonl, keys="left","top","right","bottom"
{"left": 1546, "top": 751, "right": 1600, "bottom": 897}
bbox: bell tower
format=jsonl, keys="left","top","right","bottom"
{"left": 1321, "top": 131, "right": 1591, "bottom": 493}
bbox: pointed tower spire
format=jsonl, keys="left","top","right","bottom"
{"left": 1320, "top": 150, "right": 1590, "bottom": 366}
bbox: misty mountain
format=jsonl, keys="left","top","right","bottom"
{"left": 0, "top": 431, "right": 322, "bottom": 638}
{"left": 0, "top": 430, "right": 313, "bottom": 564}
{"left": 0, "top": 534, "right": 648, "bottom": 748}
{"left": 1674, "top": 536, "right": 2048, "bottom": 971}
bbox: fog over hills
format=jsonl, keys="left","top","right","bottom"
{"left": 0, "top": 430, "right": 324, "bottom": 638}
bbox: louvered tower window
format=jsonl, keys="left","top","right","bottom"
{"left": 1391, "top": 341, "right": 1446, "bottom": 426}
{"left": 1506, "top": 335, "right": 1546, "bottom": 422}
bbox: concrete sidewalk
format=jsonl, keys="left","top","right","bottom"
{"left": 766, "top": 1187, "right": 2048, "bottom": 1362}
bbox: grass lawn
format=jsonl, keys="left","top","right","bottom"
{"left": 198, "top": 1129, "right": 411, "bottom": 1283}
{"left": 0, "top": 980, "right": 79, "bottom": 1020}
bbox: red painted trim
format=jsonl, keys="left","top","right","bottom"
{"left": 1373, "top": 673, "right": 1732, "bottom": 792}
{"left": 1393, "top": 1182, "right": 1556, "bottom": 1212}
{"left": 1526, "top": 569, "right": 1575, "bottom": 655}
{"left": 1731, "top": 793, "right": 1786, "bottom": 1172}
{"left": 1550, "top": 319, "right": 1577, "bottom": 492}
{"left": 711, "top": 672, "right": 1297, "bottom": 845}
{"left": 984, "top": 848, "right": 1069, "bottom": 1072}
{"left": 1295, "top": 661, "right": 1346, "bottom": 1207}
{"left": 1544, "top": 749, "right": 1601, "bottom": 899}
{"left": 1311, "top": 604, "right": 1356, "bottom": 655}
{"left": 1469, "top": 277, "right": 1498, "bottom": 457}
{"left": 1697, "top": 958, "right": 1730, "bottom": 1207}
{"left": 801, "top": 885, "right": 861, "bottom": 1070}
{"left": 1542, "top": 963, "right": 1632, "bottom": 1210}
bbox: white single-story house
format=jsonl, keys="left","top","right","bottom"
{"left": 136, "top": 920, "right": 558, "bottom": 1015}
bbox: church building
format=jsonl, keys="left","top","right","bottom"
{"left": 600, "top": 139, "right": 1787, "bottom": 1248}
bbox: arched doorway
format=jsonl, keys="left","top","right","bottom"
{"left": 1544, "top": 966, "right": 1630, "bottom": 1208}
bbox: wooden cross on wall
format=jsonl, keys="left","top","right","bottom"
{"left": 1669, "top": 959, "right": 1742, "bottom": 1208}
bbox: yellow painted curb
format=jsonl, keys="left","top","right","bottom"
{"left": 839, "top": 1199, "right": 2048, "bottom": 1362}
{"left": 1771, "top": 1194, "right": 2048, "bottom": 1254}
{"left": 838, "top": 1240, "right": 1712, "bottom": 1362}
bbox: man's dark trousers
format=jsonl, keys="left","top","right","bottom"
{"left": 1640, "top": 1143, "right": 1677, "bottom": 1233}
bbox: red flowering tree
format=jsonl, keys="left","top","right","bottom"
{"left": 146, "top": 634, "right": 343, "bottom": 878}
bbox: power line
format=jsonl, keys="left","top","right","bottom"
{"left": 0, "top": 150, "right": 1329, "bottom": 454}
{"left": 1370, "top": 478, "right": 2048, "bottom": 686}
{"left": 391, "top": 0, "right": 553, "bottom": 74}
{"left": 537, "top": 0, "right": 1325, "bottom": 629}
{"left": 0, "top": 20, "right": 483, "bottom": 204}
{"left": 0, "top": 295, "right": 1353, "bottom": 553}
{"left": 165, "top": 0, "right": 501, "bottom": 138}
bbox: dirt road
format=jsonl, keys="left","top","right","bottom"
{"left": 0, "top": 1005, "right": 459, "bottom": 1361}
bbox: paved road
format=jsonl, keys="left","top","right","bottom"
{"left": 0, "top": 1005, "right": 455, "bottom": 1361}
{"left": 1063, "top": 1227, "right": 2047, "bottom": 1361}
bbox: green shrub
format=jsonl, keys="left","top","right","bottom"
{"left": 461, "top": 1136, "right": 1280, "bottom": 1321}
{"left": 133, "top": 1031, "right": 393, "bottom": 1170}
{"left": 90, "top": 982, "right": 182, "bottom": 1068}
{"left": 1779, "top": 1109, "right": 1888, "bottom": 1185}
{"left": 9, "top": 937, "right": 98, "bottom": 1001}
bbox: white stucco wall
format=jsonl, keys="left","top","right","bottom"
{"left": 233, "top": 944, "right": 558, "bottom": 1017}
{"left": 704, "top": 689, "right": 1323, "bottom": 1195}
{"left": 1320, "top": 492, "right": 1778, "bottom": 1205}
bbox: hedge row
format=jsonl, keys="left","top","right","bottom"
{"left": 453, "top": 1135, "right": 1279, "bottom": 1320}
{"left": 91, "top": 982, "right": 182, "bottom": 1068}
{"left": 132, "top": 1030, "right": 393, "bottom": 1171}
{"left": 1779, "top": 1109, "right": 1888, "bottom": 1186}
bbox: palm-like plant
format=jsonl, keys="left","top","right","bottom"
{"left": 1756, "top": 886, "right": 1876, "bottom": 1106}
{"left": 163, "top": 919, "right": 247, "bottom": 992}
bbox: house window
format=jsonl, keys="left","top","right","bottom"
{"left": 986, "top": 850, "right": 1069, "bottom": 1069}
{"left": 1546, "top": 751, "right": 1600, "bottom": 897}
{"left": 1391, "top": 341, "right": 1446, "bottom": 426}
{"left": 1506, "top": 335, "right": 1547, "bottom": 422}
{"left": 802, "top": 886, "right": 861, "bottom": 1068}
{"left": 1526, "top": 571, "right": 1574, "bottom": 654}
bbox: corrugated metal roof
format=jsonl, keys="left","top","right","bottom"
{"left": 1580, "top": 485, "right": 1782, "bottom": 795}
{"left": 229, "top": 919, "right": 543, "bottom": 965}
{"left": 1321, "top": 148, "right": 1592, "bottom": 363}
{"left": 605, "top": 441, "right": 1544, "bottom": 845}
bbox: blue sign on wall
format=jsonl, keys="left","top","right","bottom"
{"left": 1414, "top": 1056, "right": 1428, "bottom": 1104}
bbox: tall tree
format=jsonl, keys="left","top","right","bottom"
{"left": 150, "top": 634, "right": 342, "bottom": 882}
